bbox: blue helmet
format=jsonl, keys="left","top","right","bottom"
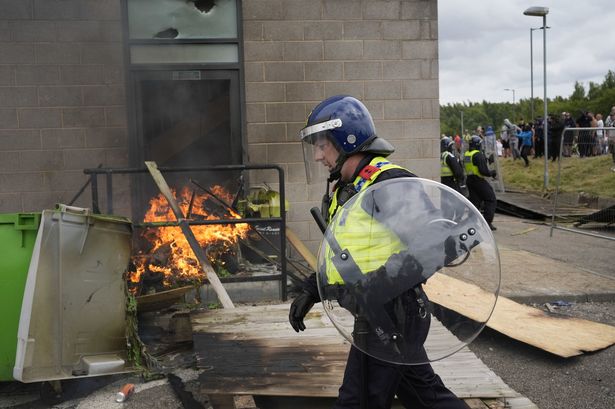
{"left": 440, "top": 136, "right": 454, "bottom": 153}
{"left": 299, "top": 95, "right": 394, "bottom": 181}
{"left": 300, "top": 95, "right": 394, "bottom": 157}
{"left": 469, "top": 135, "right": 483, "bottom": 151}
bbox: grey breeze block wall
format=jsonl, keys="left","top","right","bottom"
{"left": 0, "top": 0, "right": 440, "bottom": 257}
{"left": 0, "top": 0, "right": 129, "bottom": 214}
{"left": 242, "top": 0, "right": 440, "bottom": 253}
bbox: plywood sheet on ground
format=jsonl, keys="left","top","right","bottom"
{"left": 191, "top": 304, "right": 526, "bottom": 401}
{"left": 424, "top": 273, "right": 615, "bottom": 357}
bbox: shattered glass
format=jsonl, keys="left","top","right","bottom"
{"left": 127, "top": 0, "right": 237, "bottom": 39}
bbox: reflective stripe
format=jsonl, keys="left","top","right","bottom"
{"left": 464, "top": 150, "right": 482, "bottom": 177}
{"left": 441, "top": 152, "right": 453, "bottom": 177}
{"left": 328, "top": 157, "right": 402, "bottom": 221}
{"left": 299, "top": 118, "right": 342, "bottom": 140}
{"left": 324, "top": 157, "right": 408, "bottom": 285}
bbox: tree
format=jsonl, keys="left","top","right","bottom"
{"left": 570, "top": 81, "right": 586, "bottom": 101}
{"left": 440, "top": 70, "right": 615, "bottom": 136}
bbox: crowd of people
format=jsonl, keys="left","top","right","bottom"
{"left": 497, "top": 107, "right": 615, "bottom": 170}
{"left": 443, "top": 106, "right": 615, "bottom": 175}
{"left": 438, "top": 105, "right": 615, "bottom": 234}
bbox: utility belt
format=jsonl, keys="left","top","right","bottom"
{"left": 322, "top": 283, "right": 428, "bottom": 320}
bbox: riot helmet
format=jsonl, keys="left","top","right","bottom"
{"left": 440, "top": 136, "right": 454, "bottom": 153}
{"left": 300, "top": 95, "right": 394, "bottom": 183}
{"left": 469, "top": 135, "right": 483, "bottom": 151}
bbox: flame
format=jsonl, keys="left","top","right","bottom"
{"left": 130, "top": 186, "right": 250, "bottom": 290}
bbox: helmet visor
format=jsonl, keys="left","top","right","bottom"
{"left": 301, "top": 131, "right": 341, "bottom": 184}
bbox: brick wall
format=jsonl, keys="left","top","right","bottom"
{"left": 242, "top": 0, "right": 440, "bottom": 252}
{"left": 0, "top": 0, "right": 128, "bottom": 213}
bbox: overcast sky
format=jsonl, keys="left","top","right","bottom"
{"left": 438, "top": 0, "right": 615, "bottom": 105}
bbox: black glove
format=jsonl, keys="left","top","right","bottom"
{"left": 490, "top": 170, "right": 497, "bottom": 178}
{"left": 289, "top": 291, "right": 317, "bottom": 332}
{"left": 488, "top": 154, "right": 495, "bottom": 164}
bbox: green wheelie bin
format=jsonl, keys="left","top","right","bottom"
{"left": 0, "top": 213, "right": 40, "bottom": 381}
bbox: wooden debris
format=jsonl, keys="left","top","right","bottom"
{"left": 282, "top": 235, "right": 615, "bottom": 358}
{"left": 424, "top": 272, "right": 615, "bottom": 357}
{"left": 136, "top": 286, "right": 194, "bottom": 313}
{"left": 285, "top": 227, "right": 317, "bottom": 270}
{"left": 191, "top": 304, "right": 529, "bottom": 402}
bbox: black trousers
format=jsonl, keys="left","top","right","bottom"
{"left": 466, "top": 176, "right": 496, "bottom": 224}
{"left": 333, "top": 346, "right": 468, "bottom": 409}
{"left": 520, "top": 145, "right": 531, "bottom": 166}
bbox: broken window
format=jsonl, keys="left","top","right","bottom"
{"left": 127, "top": 0, "right": 237, "bottom": 39}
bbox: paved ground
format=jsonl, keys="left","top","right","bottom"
{"left": 469, "top": 214, "right": 615, "bottom": 409}
{"left": 1, "top": 214, "right": 614, "bottom": 409}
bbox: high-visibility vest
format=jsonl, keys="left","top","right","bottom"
{"left": 464, "top": 150, "right": 482, "bottom": 178}
{"left": 323, "top": 157, "right": 408, "bottom": 285}
{"left": 441, "top": 151, "right": 454, "bottom": 177}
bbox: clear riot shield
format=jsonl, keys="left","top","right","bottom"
{"left": 316, "top": 178, "right": 500, "bottom": 365}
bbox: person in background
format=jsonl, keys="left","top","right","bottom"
{"left": 484, "top": 126, "right": 496, "bottom": 152}
{"left": 562, "top": 112, "right": 576, "bottom": 157}
{"left": 464, "top": 136, "right": 497, "bottom": 231}
{"left": 595, "top": 113, "right": 604, "bottom": 155}
{"left": 549, "top": 114, "right": 565, "bottom": 161}
{"left": 454, "top": 134, "right": 462, "bottom": 154}
{"left": 533, "top": 118, "right": 544, "bottom": 158}
{"left": 504, "top": 119, "right": 520, "bottom": 160}
{"left": 441, "top": 136, "right": 466, "bottom": 195}
{"left": 605, "top": 106, "right": 615, "bottom": 171}
{"left": 517, "top": 124, "right": 533, "bottom": 167}
{"left": 500, "top": 125, "right": 510, "bottom": 158}
{"left": 577, "top": 111, "right": 593, "bottom": 157}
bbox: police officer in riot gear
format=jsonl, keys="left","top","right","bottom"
{"left": 464, "top": 136, "right": 497, "bottom": 231}
{"left": 440, "top": 136, "right": 466, "bottom": 194}
{"left": 289, "top": 95, "right": 468, "bottom": 409}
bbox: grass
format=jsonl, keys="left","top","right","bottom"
{"left": 498, "top": 154, "right": 615, "bottom": 199}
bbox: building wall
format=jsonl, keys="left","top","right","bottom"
{"left": 0, "top": 0, "right": 128, "bottom": 213}
{"left": 0, "top": 0, "right": 440, "bottom": 253}
{"left": 242, "top": 0, "right": 440, "bottom": 251}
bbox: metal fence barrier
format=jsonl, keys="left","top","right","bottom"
{"left": 550, "top": 126, "right": 615, "bottom": 241}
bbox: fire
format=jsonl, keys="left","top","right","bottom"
{"left": 130, "top": 185, "right": 250, "bottom": 291}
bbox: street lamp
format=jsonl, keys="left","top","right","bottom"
{"left": 504, "top": 88, "right": 515, "bottom": 120}
{"left": 530, "top": 26, "right": 550, "bottom": 122}
{"left": 524, "top": 6, "right": 549, "bottom": 190}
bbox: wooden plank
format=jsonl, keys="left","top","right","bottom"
{"left": 424, "top": 272, "right": 615, "bottom": 357}
{"left": 136, "top": 286, "right": 193, "bottom": 313}
{"left": 464, "top": 398, "right": 490, "bottom": 409}
{"left": 191, "top": 304, "right": 526, "bottom": 400}
{"left": 286, "top": 227, "right": 317, "bottom": 270}
{"left": 145, "top": 161, "right": 234, "bottom": 309}
{"left": 277, "top": 231, "right": 615, "bottom": 357}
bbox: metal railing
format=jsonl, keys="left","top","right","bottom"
{"left": 81, "top": 164, "right": 291, "bottom": 300}
{"left": 550, "top": 127, "right": 615, "bottom": 241}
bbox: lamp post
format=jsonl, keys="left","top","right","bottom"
{"left": 504, "top": 88, "right": 516, "bottom": 120}
{"left": 524, "top": 6, "right": 549, "bottom": 190}
{"left": 530, "top": 26, "right": 550, "bottom": 122}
